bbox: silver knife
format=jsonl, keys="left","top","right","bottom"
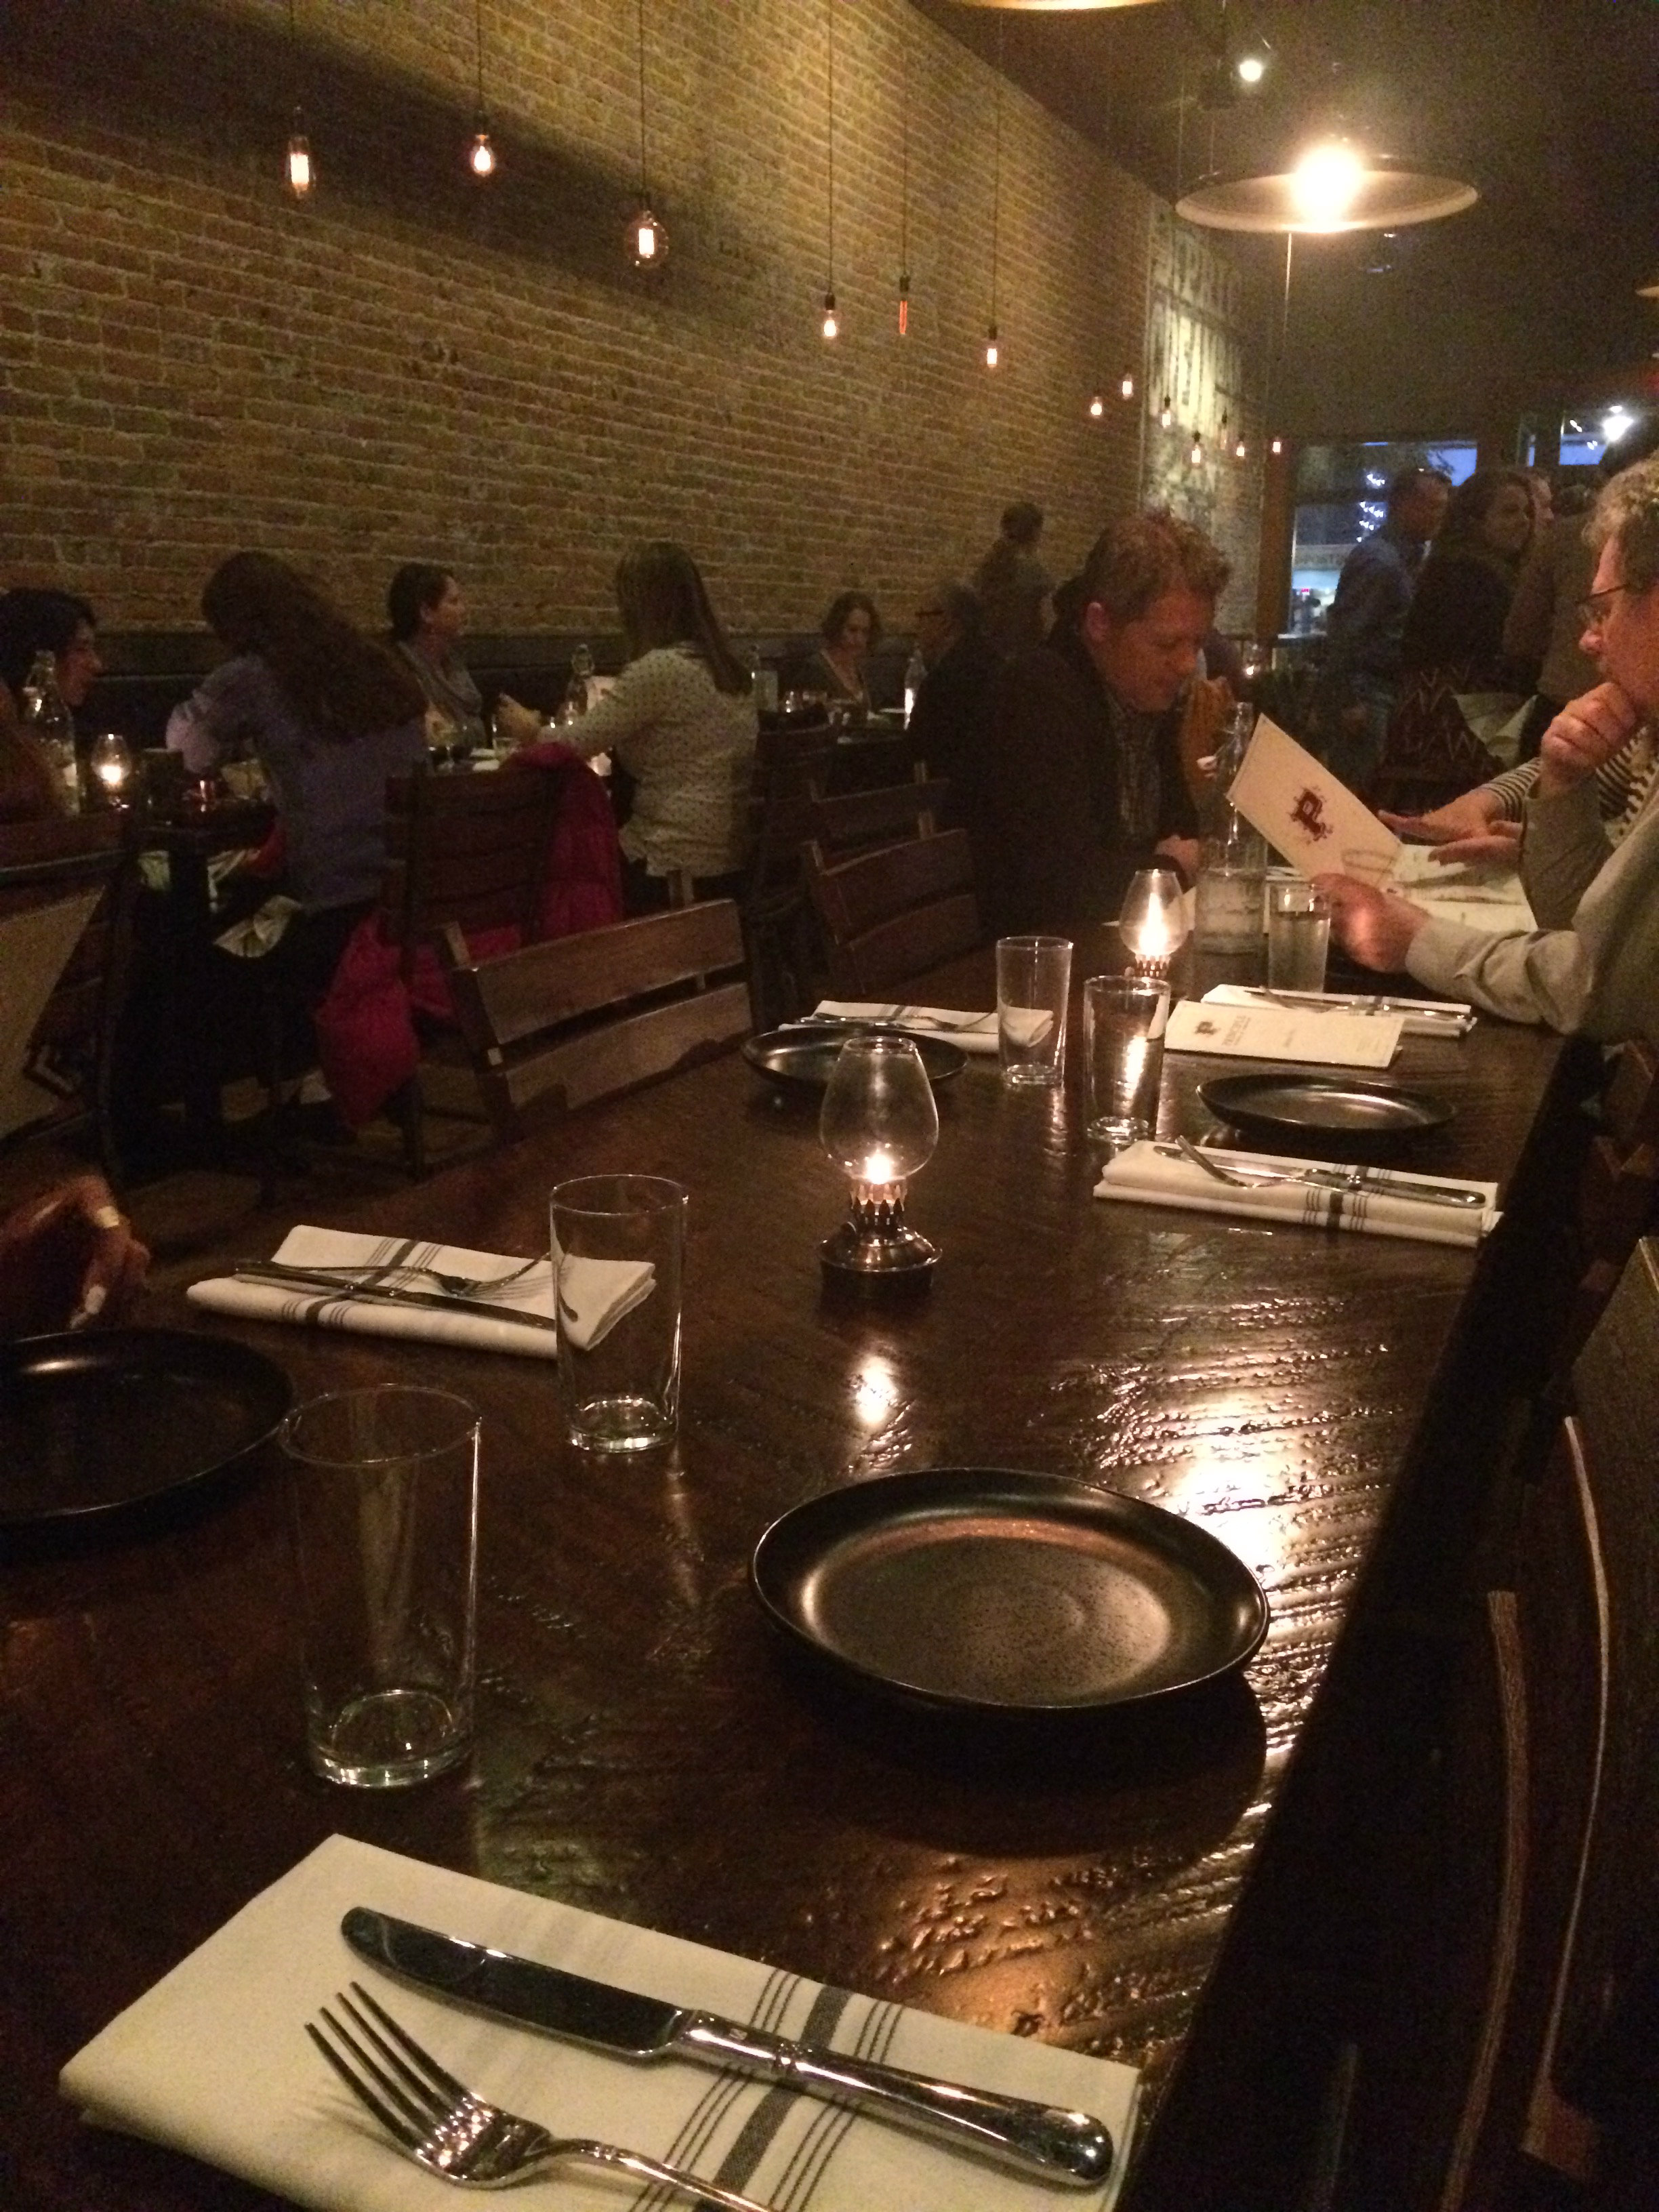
{"left": 342, "top": 1906, "right": 1113, "bottom": 2189}
{"left": 230, "top": 1263, "right": 559, "bottom": 1332}
{"left": 1155, "top": 1145, "right": 1486, "bottom": 1210}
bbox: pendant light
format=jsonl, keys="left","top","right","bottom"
{"left": 285, "top": 0, "right": 313, "bottom": 199}
{"left": 1088, "top": 392, "right": 1105, "bottom": 418}
{"left": 897, "top": 35, "right": 912, "bottom": 333}
{"left": 984, "top": 36, "right": 1002, "bottom": 369}
{"left": 468, "top": 0, "right": 497, "bottom": 178}
{"left": 1159, "top": 394, "right": 1173, "bottom": 430}
{"left": 821, "top": 0, "right": 838, "bottom": 340}
{"left": 626, "top": 0, "right": 667, "bottom": 264}
{"left": 1120, "top": 372, "right": 1135, "bottom": 401}
{"left": 1176, "top": 139, "right": 1476, "bottom": 234}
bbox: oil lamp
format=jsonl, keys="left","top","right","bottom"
{"left": 89, "top": 732, "right": 131, "bottom": 805}
{"left": 819, "top": 1035, "right": 939, "bottom": 1279}
{"left": 1118, "top": 865, "right": 1189, "bottom": 979}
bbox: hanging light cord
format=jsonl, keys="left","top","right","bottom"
{"left": 899, "top": 35, "right": 909, "bottom": 277}
{"left": 475, "top": 0, "right": 485, "bottom": 114}
{"left": 636, "top": 0, "right": 649, "bottom": 198}
{"left": 826, "top": 0, "right": 835, "bottom": 289}
{"left": 990, "top": 26, "right": 1002, "bottom": 322}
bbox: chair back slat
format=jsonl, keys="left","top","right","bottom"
{"left": 437, "top": 899, "right": 751, "bottom": 1143}
{"left": 802, "top": 775, "right": 951, "bottom": 855}
{"left": 802, "top": 827, "right": 981, "bottom": 996}
{"left": 381, "top": 769, "right": 562, "bottom": 954}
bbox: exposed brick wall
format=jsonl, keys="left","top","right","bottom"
{"left": 1, "top": 0, "right": 1259, "bottom": 642}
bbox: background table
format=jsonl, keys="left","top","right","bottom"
{"left": 0, "top": 938, "right": 1574, "bottom": 2210}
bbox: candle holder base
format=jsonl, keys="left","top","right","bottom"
{"left": 819, "top": 1190, "right": 938, "bottom": 1281}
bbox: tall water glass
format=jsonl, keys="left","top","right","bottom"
{"left": 1084, "top": 974, "right": 1170, "bottom": 1147}
{"left": 996, "top": 935, "right": 1072, "bottom": 1088}
{"left": 1267, "top": 882, "right": 1333, "bottom": 993}
{"left": 550, "top": 1174, "right": 687, "bottom": 1452}
{"left": 283, "top": 1385, "right": 480, "bottom": 1789}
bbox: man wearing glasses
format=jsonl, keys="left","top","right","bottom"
{"left": 1319, "top": 455, "right": 1659, "bottom": 1048}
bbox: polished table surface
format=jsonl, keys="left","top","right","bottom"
{"left": 1, "top": 936, "right": 1570, "bottom": 2210}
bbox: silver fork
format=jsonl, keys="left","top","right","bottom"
{"left": 309, "top": 1983, "right": 780, "bottom": 2206}
{"left": 258, "top": 1251, "right": 550, "bottom": 1298}
{"left": 1166, "top": 1136, "right": 1485, "bottom": 1209}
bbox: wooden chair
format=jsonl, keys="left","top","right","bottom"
{"left": 801, "top": 825, "right": 981, "bottom": 997}
{"left": 436, "top": 899, "right": 751, "bottom": 1141}
{"left": 1560, "top": 1038, "right": 1659, "bottom": 1365}
{"left": 802, "top": 773, "right": 952, "bottom": 856}
{"left": 1339, "top": 1237, "right": 1659, "bottom": 2211}
{"left": 375, "top": 765, "right": 567, "bottom": 1170}
{"left": 740, "top": 726, "right": 840, "bottom": 1026}
{"left": 0, "top": 815, "right": 134, "bottom": 1176}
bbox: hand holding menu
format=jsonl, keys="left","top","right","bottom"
{"left": 1227, "top": 716, "right": 1401, "bottom": 885}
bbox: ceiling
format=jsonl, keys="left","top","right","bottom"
{"left": 912, "top": 0, "right": 1659, "bottom": 441}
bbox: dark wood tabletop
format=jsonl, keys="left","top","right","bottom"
{"left": 0, "top": 933, "right": 1573, "bottom": 2211}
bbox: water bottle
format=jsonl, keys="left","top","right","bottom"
{"left": 749, "top": 644, "right": 779, "bottom": 714}
{"left": 22, "top": 649, "right": 81, "bottom": 812}
{"left": 903, "top": 647, "right": 927, "bottom": 727}
{"left": 558, "top": 643, "right": 594, "bottom": 726}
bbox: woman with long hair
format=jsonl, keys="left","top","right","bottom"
{"left": 801, "top": 590, "right": 880, "bottom": 711}
{"left": 548, "top": 541, "right": 756, "bottom": 910}
{"left": 163, "top": 552, "right": 428, "bottom": 1112}
{"left": 1370, "top": 468, "right": 1536, "bottom": 812}
{"left": 387, "top": 562, "right": 486, "bottom": 752}
{"left": 0, "top": 588, "right": 102, "bottom": 821}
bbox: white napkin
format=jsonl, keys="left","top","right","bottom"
{"left": 62, "top": 1834, "right": 1141, "bottom": 2212}
{"left": 187, "top": 1227, "right": 651, "bottom": 1360}
{"left": 813, "top": 1001, "right": 1006, "bottom": 1053}
{"left": 1094, "top": 1140, "right": 1499, "bottom": 1247}
{"left": 1201, "top": 985, "right": 1475, "bottom": 1041}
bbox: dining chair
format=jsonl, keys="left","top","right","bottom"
{"left": 739, "top": 726, "right": 840, "bottom": 1025}
{"left": 801, "top": 772, "right": 953, "bottom": 856}
{"left": 435, "top": 898, "right": 752, "bottom": 1140}
{"left": 0, "top": 814, "right": 135, "bottom": 1178}
{"left": 1333, "top": 1235, "right": 1659, "bottom": 2211}
{"left": 1560, "top": 1037, "right": 1659, "bottom": 1366}
{"left": 801, "top": 825, "right": 981, "bottom": 998}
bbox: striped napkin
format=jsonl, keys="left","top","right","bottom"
{"left": 187, "top": 1227, "right": 651, "bottom": 1360}
{"left": 62, "top": 1833, "right": 1140, "bottom": 2212}
{"left": 1094, "top": 1140, "right": 1498, "bottom": 1247}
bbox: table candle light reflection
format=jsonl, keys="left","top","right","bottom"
{"left": 89, "top": 733, "right": 131, "bottom": 804}
{"left": 819, "top": 1036, "right": 939, "bottom": 1280}
{"left": 1119, "top": 865, "right": 1189, "bottom": 978}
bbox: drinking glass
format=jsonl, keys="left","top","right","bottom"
{"left": 283, "top": 1385, "right": 480, "bottom": 1789}
{"left": 550, "top": 1174, "right": 687, "bottom": 1452}
{"left": 1267, "top": 882, "right": 1333, "bottom": 992}
{"left": 996, "top": 935, "right": 1072, "bottom": 1088}
{"left": 1084, "top": 974, "right": 1170, "bottom": 1147}
{"left": 1194, "top": 835, "right": 1266, "bottom": 951}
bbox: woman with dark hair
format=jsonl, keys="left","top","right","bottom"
{"left": 165, "top": 550, "right": 427, "bottom": 1030}
{"left": 0, "top": 588, "right": 102, "bottom": 821}
{"left": 1370, "top": 468, "right": 1536, "bottom": 811}
{"left": 387, "top": 562, "right": 486, "bottom": 752}
{"left": 537, "top": 541, "right": 755, "bottom": 910}
{"left": 802, "top": 591, "right": 880, "bottom": 710}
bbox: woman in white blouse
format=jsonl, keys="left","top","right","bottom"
{"left": 518, "top": 544, "right": 756, "bottom": 912}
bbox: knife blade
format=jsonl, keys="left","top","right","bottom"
{"left": 231, "top": 1263, "right": 559, "bottom": 1332}
{"left": 342, "top": 1906, "right": 1114, "bottom": 2188}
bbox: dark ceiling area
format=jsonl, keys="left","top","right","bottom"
{"left": 914, "top": 0, "right": 1659, "bottom": 442}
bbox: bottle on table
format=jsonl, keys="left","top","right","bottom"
{"left": 748, "top": 644, "right": 779, "bottom": 716}
{"left": 903, "top": 648, "right": 927, "bottom": 727}
{"left": 22, "top": 649, "right": 82, "bottom": 813}
{"left": 558, "top": 644, "right": 595, "bottom": 726}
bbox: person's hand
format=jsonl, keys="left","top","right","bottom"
{"left": 1380, "top": 787, "right": 1506, "bottom": 845}
{"left": 492, "top": 694, "right": 544, "bottom": 747}
{"left": 1537, "top": 682, "right": 1641, "bottom": 797}
{"left": 1153, "top": 834, "right": 1200, "bottom": 885}
{"left": 0, "top": 1176, "right": 149, "bottom": 1338}
{"left": 1311, "top": 874, "right": 1430, "bottom": 973}
{"left": 1416, "top": 819, "right": 1525, "bottom": 869}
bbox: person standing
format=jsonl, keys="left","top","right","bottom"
{"left": 1311, "top": 466, "right": 1450, "bottom": 790}
{"left": 974, "top": 511, "right": 1227, "bottom": 936}
{"left": 904, "top": 582, "right": 1000, "bottom": 822}
{"left": 388, "top": 564, "right": 487, "bottom": 752}
{"left": 972, "top": 501, "right": 1053, "bottom": 661}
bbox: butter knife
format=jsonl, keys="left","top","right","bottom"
{"left": 342, "top": 1906, "right": 1114, "bottom": 2188}
{"left": 1155, "top": 1143, "right": 1487, "bottom": 1210}
{"left": 230, "top": 1262, "right": 559, "bottom": 1332}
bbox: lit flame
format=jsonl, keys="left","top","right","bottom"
{"left": 1291, "top": 142, "right": 1366, "bottom": 229}
{"left": 861, "top": 1149, "right": 899, "bottom": 1186}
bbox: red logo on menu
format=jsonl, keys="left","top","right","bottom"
{"left": 1290, "top": 787, "right": 1334, "bottom": 841}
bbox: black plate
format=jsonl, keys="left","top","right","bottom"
{"left": 1200, "top": 1072, "right": 1453, "bottom": 1152}
{"left": 743, "top": 1024, "right": 966, "bottom": 1094}
{"left": 0, "top": 1328, "right": 292, "bottom": 1530}
{"left": 751, "top": 1469, "right": 1269, "bottom": 1715}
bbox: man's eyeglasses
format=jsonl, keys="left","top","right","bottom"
{"left": 1578, "top": 583, "right": 1635, "bottom": 630}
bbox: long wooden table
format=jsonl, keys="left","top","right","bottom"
{"left": 1, "top": 938, "right": 1574, "bottom": 2209}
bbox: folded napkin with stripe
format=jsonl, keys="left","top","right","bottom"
{"left": 1095, "top": 1140, "right": 1499, "bottom": 1246}
{"left": 813, "top": 1000, "right": 1004, "bottom": 1051}
{"left": 62, "top": 1832, "right": 1140, "bottom": 2212}
{"left": 188, "top": 1226, "right": 652, "bottom": 1359}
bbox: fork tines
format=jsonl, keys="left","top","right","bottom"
{"left": 308, "top": 1983, "right": 468, "bottom": 2151}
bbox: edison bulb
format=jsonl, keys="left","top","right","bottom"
{"left": 1234, "top": 436, "right": 1248, "bottom": 459}
{"left": 821, "top": 291, "right": 838, "bottom": 342}
{"left": 1120, "top": 373, "right": 1134, "bottom": 401}
{"left": 1292, "top": 142, "right": 1366, "bottom": 229}
{"left": 286, "top": 127, "right": 313, "bottom": 198}
{"left": 1088, "top": 392, "right": 1104, "bottom": 419}
{"left": 469, "top": 130, "right": 496, "bottom": 178}
{"left": 1271, "top": 435, "right": 1284, "bottom": 455}
{"left": 627, "top": 207, "right": 667, "bottom": 267}
{"left": 985, "top": 323, "right": 999, "bottom": 370}
{"left": 1159, "top": 395, "right": 1173, "bottom": 430}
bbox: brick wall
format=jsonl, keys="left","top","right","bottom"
{"left": 1, "top": 0, "right": 1260, "bottom": 642}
